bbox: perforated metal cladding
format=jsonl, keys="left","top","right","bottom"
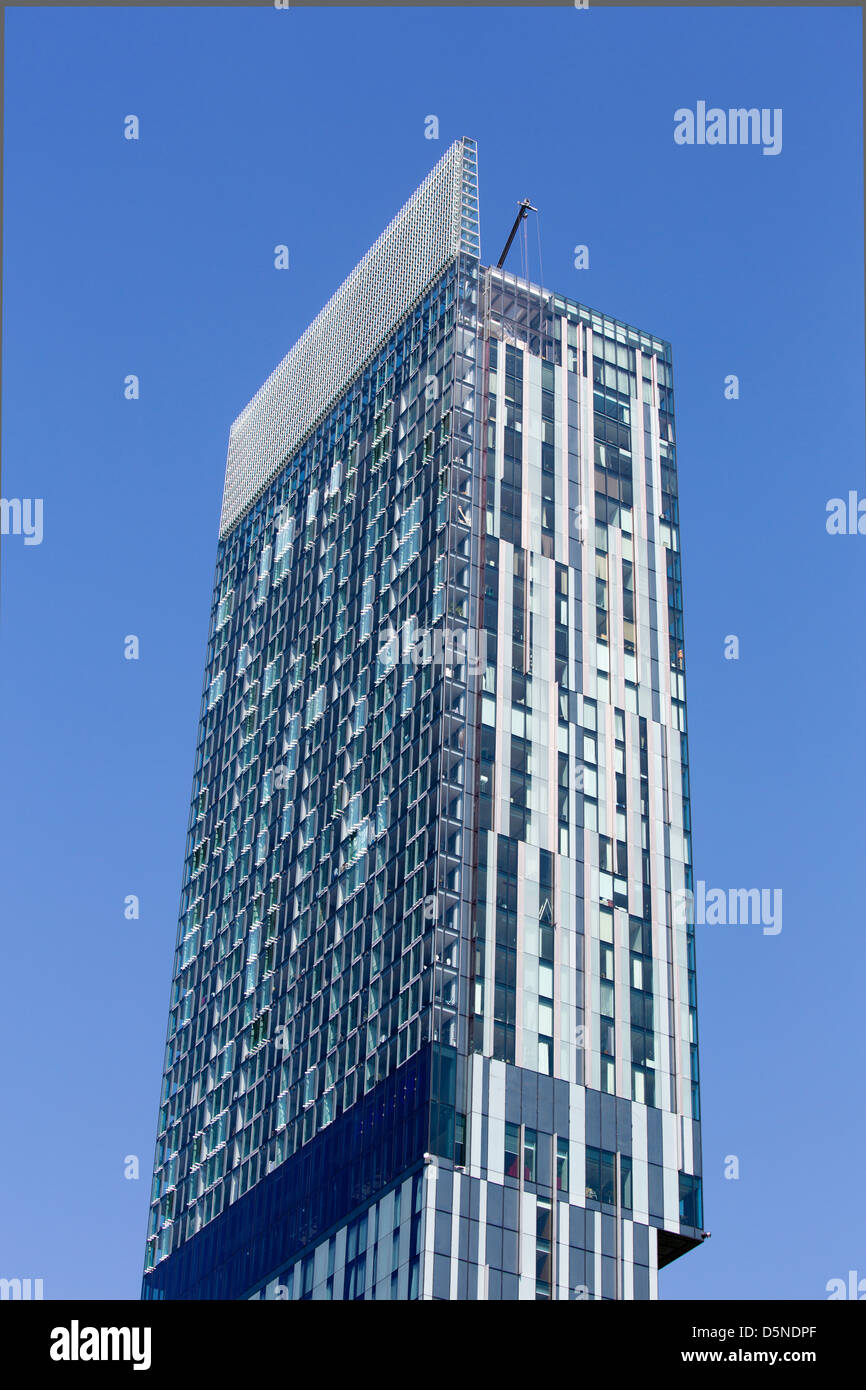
{"left": 219, "top": 137, "right": 480, "bottom": 538}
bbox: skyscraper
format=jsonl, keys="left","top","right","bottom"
{"left": 142, "top": 137, "right": 703, "bottom": 1301}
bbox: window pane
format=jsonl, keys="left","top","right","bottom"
{"left": 524, "top": 1128, "right": 537, "bottom": 1183}
{"left": 621, "top": 1155, "right": 633, "bottom": 1209}
{"left": 504, "top": 1122, "right": 520, "bottom": 1179}
{"left": 556, "top": 1138, "right": 569, "bottom": 1191}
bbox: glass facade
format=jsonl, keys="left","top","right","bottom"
{"left": 142, "top": 137, "right": 703, "bottom": 1301}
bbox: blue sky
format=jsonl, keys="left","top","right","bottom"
{"left": 1, "top": 5, "right": 862, "bottom": 1301}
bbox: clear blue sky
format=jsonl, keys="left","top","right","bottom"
{"left": 1, "top": 5, "right": 863, "bottom": 1301}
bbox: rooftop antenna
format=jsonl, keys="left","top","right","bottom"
{"left": 496, "top": 197, "right": 537, "bottom": 269}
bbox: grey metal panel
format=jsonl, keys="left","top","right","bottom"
{"left": 585, "top": 1089, "right": 601, "bottom": 1147}
{"left": 460, "top": 1177, "right": 472, "bottom": 1221}
{"left": 617, "top": 1098, "right": 633, "bottom": 1154}
{"left": 436, "top": 1168, "right": 453, "bottom": 1210}
{"left": 553, "top": 1079, "right": 569, "bottom": 1137}
{"left": 467, "top": 1217, "right": 480, "bottom": 1270}
{"left": 469, "top": 1180, "right": 481, "bottom": 1222}
{"left": 601, "top": 1093, "right": 618, "bottom": 1152}
{"left": 486, "top": 1183, "right": 503, "bottom": 1227}
{"left": 486, "top": 1224, "right": 503, "bottom": 1270}
{"left": 434, "top": 1208, "right": 452, "bottom": 1256}
{"left": 601, "top": 1254, "right": 617, "bottom": 1300}
{"left": 538, "top": 1075, "right": 554, "bottom": 1133}
{"left": 648, "top": 1162, "right": 665, "bottom": 1221}
{"left": 633, "top": 1222, "right": 650, "bottom": 1267}
{"left": 522, "top": 1071, "right": 538, "bottom": 1129}
{"left": 647, "top": 1108, "right": 664, "bottom": 1164}
{"left": 502, "top": 1185, "right": 519, "bottom": 1231}
{"left": 433, "top": 1254, "right": 451, "bottom": 1300}
{"left": 505, "top": 1065, "right": 521, "bottom": 1118}
{"left": 584, "top": 1209, "right": 595, "bottom": 1258}
{"left": 569, "top": 1206, "right": 586, "bottom": 1250}
{"left": 501, "top": 1228, "right": 519, "bottom": 1272}
{"left": 601, "top": 1212, "right": 616, "bottom": 1253}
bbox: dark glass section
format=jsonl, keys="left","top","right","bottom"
{"left": 142, "top": 1047, "right": 431, "bottom": 1300}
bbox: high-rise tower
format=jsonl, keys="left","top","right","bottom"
{"left": 142, "top": 138, "right": 703, "bottom": 1301}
